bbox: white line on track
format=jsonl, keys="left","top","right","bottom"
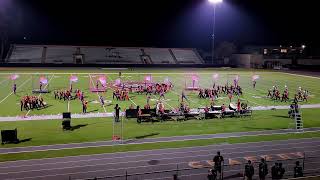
{"left": 25, "top": 74, "right": 54, "bottom": 117}
{"left": 0, "top": 77, "right": 31, "bottom": 104}
{"left": 3, "top": 149, "right": 319, "bottom": 179}
{"left": 0, "top": 146, "right": 318, "bottom": 174}
{"left": 1, "top": 130, "right": 319, "bottom": 155}
{"left": 0, "top": 137, "right": 318, "bottom": 166}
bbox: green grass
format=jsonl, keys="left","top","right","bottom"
{"left": 0, "top": 68, "right": 319, "bottom": 160}
{"left": 0, "top": 68, "right": 320, "bottom": 116}
{"left": 1, "top": 131, "right": 319, "bottom": 162}
{"left": 0, "top": 108, "right": 319, "bottom": 148}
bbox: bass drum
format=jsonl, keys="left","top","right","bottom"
{"left": 229, "top": 103, "right": 237, "bottom": 111}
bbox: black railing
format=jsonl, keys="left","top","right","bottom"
{"left": 70, "top": 153, "right": 320, "bottom": 180}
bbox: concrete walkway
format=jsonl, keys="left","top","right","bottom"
{"left": 1, "top": 127, "right": 319, "bottom": 155}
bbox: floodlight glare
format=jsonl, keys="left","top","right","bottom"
{"left": 209, "top": 0, "right": 223, "bottom": 4}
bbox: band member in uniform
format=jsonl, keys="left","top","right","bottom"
{"left": 82, "top": 100, "right": 87, "bottom": 113}
{"left": 253, "top": 80, "right": 257, "bottom": 89}
{"left": 221, "top": 104, "right": 226, "bottom": 117}
{"left": 137, "top": 106, "right": 142, "bottom": 123}
{"left": 159, "top": 89, "right": 165, "bottom": 100}
{"left": 237, "top": 99, "right": 241, "bottom": 112}
{"left": 13, "top": 83, "right": 17, "bottom": 94}
{"left": 114, "top": 104, "right": 121, "bottom": 122}
{"left": 228, "top": 93, "right": 233, "bottom": 102}
{"left": 20, "top": 98, "right": 24, "bottom": 111}
{"left": 39, "top": 82, "right": 43, "bottom": 91}
{"left": 99, "top": 95, "right": 105, "bottom": 106}
{"left": 147, "top": 95, "right": 151, "bottom": 105}
{"left": 181, "top": 90, "right": 188, "bottom": 102}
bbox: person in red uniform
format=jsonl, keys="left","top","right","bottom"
{"left": 237, "top": 99, "right": 241, "bottom": 112}
{"left": 228, "top": 93, "right": 233, "bottom": 102}
{"left": 221, "top": 104, "right": 226, "bottom": 117}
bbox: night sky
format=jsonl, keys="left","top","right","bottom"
{"left": 0, "top": 0, "right": 318, "bottom": 49}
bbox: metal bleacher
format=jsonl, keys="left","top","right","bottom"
{"left": 144, "top": 48, "right": 176, "bottom": 64}
{"left": 82, "top": 47, "right": 143, "bottom": 64}
{"left": 7, "top": 45, "right": 43, "bottom": 63}
{"left": 171, "top": 48, "right": 204, "bottom": 64}
{"left": 6, "top": 44, "right": 204, "bottom": 65}
{"left": 45, "top": 46, "right": 76, "bottom": 64}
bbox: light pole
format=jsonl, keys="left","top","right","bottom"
{"left": 208, "top": 0, "right": 223, "bottom": 64}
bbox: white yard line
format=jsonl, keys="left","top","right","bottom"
{"left": 115, "top": 75, "right": 139, "bottom": 107}
{"left": 152, "top": 94, "right": 174, "bottom": 110}
{"left": 0, "top": 78, "right": 8, "bottom": 86}
{"left": 88, "top": 74, "right": 107, "bottom": 113}
{"left": 25, "top": 75, "right": 54, "bottom": 117}
{"left": 282, "top": 72, "right": 320, "bottom": 80}
{"left": 0, "top": 77, "right": 31, "bottom": 104}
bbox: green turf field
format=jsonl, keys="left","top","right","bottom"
{"left": 0, "top": 68, "right": 319, "bottom": 117}
{"left": 0, "top": 68, "right": 319, "bottom": 162}
{"left": 0, "top": 108, "right": 319, "bottom": 147}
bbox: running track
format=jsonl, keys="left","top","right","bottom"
{"left": 0, "top": 138, "right": 319, "bottom": 180}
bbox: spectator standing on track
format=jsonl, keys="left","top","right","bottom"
{"left": 244, "top": 160, "right": 254, "bottom": 180}
{"left": 277, "top": 163, "right": 285, "bottom": 179}
{"left": 294, "top": 161, "right": 303, "bottom": 178}
{"left": 213, "top": 151, "right": 224, "bottom": 179}
{"left": 271, "top": 162, "right": 279, "bottom": 179}
{"left": 259, "top": 158, "right": 268, "bottom": 180}
{"left": 207, "top": 168, "right": 217, "bottom": 180}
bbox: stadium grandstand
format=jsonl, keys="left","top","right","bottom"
{"left": 6, "top": 44, "right": 204, "bottom": 65}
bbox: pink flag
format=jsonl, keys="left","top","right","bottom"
{"left": 145, "top": 75, "right": 152, "bottom": 82}
{"left": 98, "top": 76, "right": 107, "bottom": 86}
{"left": 191, "top": 74, "right": 199, "bottom": 81}
{"left": 39, "top": 76, "right": 48, "bottom": 84}
{"left": 70, "top": 75, "right": 78, "bottom": 83}
{"left": 10, "top": 74, "right": 19, "bottom": 80}
{"left": 235, "top": 75, "right": 240, "bottom": 81}
{"left": 212, "top": 73, "right": 219, "bottom": 80}
{"left": 115, "top": 78, "right": 121, "bottom": 86}
{"left": 252, "top": 75, "right": 260, "bottom": 81}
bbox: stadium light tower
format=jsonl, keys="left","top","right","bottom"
{"left": 208, "top": 0, "right": 223, "bottom": 65}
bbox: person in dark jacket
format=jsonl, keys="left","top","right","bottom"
{"left": 294, "top": 161, "right": 303, "bottom": 178}
{"left": 259, "top": 158, "right": 268, "bottom": 180}
{"left": 244, "top": 160, "right": 254, "bottom": 180}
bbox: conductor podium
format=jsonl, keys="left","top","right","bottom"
{"left": 1, "top": 129, "right": 19, "bottom": 144}
{"left": 62, "top": 112, "right": 71, "bottom": 130}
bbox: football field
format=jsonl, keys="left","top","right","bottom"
{"left": 0, "top": 67, "right": 320, "bottom": 149}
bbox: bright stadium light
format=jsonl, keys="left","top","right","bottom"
{"left": 209, "top": 0, "right": 223, "bottom": 4}
{"left": 208, "top": 0, "right": 223, "bottom": 64}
